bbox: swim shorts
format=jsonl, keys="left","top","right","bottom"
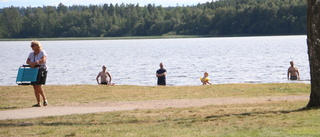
{"left": 101, "top": 82, "right": 108, "bottom": 85}
{"left": 290, "top": 76, "right": 298, "bottom": 80}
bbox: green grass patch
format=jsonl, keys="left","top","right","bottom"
{"left": 0, "top": 83, "right": 316, "bottom": 137}
{"left": 1, "top": 101, "right": 318, "bottom": 136}
{"left": 0, "top": 83, "right": 310, "bottom": 109}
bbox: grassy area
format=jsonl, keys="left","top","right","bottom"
{"left": 0, "top": 83, "right": 310, "bottom": 109}
{"left": 1, "top": 83, "right": 318, "bottom": 137}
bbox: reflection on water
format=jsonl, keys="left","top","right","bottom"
{"left": 0, "top": 35, "right": 310, "bottom": 86}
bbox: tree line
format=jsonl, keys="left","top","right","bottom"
{"left": 0, "top": 0, "right": 306, "bottom": 38}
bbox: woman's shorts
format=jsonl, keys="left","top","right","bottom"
{"left": 31, "top": 67, "right": 47, "bottom": 85}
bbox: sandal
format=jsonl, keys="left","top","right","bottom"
{"left": 43, "top": 100, "right": 48, "bottom": 106}
{"left": 32, "top": 104, "right": 41, "bottom": 107}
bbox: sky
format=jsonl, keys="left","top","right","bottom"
{"left": 1, "top": 0, "right": 213, "bottom": 8}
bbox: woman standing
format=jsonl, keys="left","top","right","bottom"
{"left": 26, "top": 41, "right": 48, "bottom": 107}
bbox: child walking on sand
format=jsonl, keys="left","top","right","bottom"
{"left": 200, "top": 72, "right": 212, "bottom": 85}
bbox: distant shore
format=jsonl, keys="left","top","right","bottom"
{"left": 0, "top": 34, "right": 306, "bottom": 41}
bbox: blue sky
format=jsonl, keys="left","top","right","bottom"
{"left": 1, "top": 0, "right": 213, "bottom": 8}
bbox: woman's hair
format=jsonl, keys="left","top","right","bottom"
{"left": 31, "top": 40, "right": 42, "bottom": 50}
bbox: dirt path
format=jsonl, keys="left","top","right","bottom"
{"left": 0, "top": 95, "right": 309, "bottom": 120}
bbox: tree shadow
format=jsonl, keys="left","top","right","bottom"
{"left": 0, "top": 107, "right": 18, "bottom": 110}
{"left": 1, "top": 107, "right": 317, "bottom": 128}
{"left": 205, "top": 107, "right": 314, "bottom": 119}
{"left": 0, "top": 121, "right": 109, "bottom": 127}
{"left": 0, "top": 117, "right": 144, "bottom": 127}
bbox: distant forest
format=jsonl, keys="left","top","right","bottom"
{"left": 0, "top": 0, "right": 306, "bottom": 38}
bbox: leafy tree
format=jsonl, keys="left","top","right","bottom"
{"left": 0, "top": 0, "right": 308, "bottom": 38}
{"left": 2, "top": 6, "right": 22, "bottom": 37}
{"left": 43, "top": 6, "right": 58, "bottom": 37}
{"left": 57, "top": 3, "right": 68, "bottom": 14}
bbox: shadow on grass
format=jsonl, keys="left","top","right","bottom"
{"left": 0, "top": 119, "right": 142, "bottom": 127}
{"left": 205, "top": 107, "right": 313, "bottom": 119}
{"left": 0, "top": 107, "right": 18, "bottom": 110}
{"left": 0, "top": 122, "right": 110, "bottom": 127}
{"left": 1, "top": 107, "right": 317, "bottom": 127}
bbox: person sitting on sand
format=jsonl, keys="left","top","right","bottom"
{"left": 200, "top": 72, "right": 212, "bottom": 85}
{"left": 96, "top": 65, "right": 112, "bottom": 85}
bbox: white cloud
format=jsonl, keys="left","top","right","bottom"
{"left": 1, "top": 0, "right": 11, "bottom": 2}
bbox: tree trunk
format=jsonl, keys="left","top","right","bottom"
{"left": 306, "top": 0, "right": 320, "bottom": 108}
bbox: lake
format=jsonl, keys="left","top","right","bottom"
{"left": 0, "top": 35, "right": 310, "bottom": 86}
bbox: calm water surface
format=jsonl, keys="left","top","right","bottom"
{"left": 0, "top": 35, "right": 310, "bottom": 86}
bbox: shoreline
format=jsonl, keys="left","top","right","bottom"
{"left": 0, "top": 34, "right": 306, "bottom": 41}
{"left": 0, "top": 80, "right": 311, "bottom": 87}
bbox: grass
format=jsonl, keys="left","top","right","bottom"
{"left": 0, "top": 83, "right": 310, "bottom": 109}
{"left": 0, "top": 83, "right": 318, "bottom": 137}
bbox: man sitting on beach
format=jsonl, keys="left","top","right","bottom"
{"left": 287, "top": 61, "right": 300, "bottom": 80}
{"left": 96, "top": 65, "right": 112, "bottom": 85}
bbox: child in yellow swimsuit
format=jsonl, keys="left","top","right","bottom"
{"left": 200, "top": 72, "right": 212, "bottom": 85}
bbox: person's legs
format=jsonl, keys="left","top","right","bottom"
{"left": 37, "top": 85, "right": 47, "bottom": 106}
{"left": 38, "top": 85, "right": 46, "bottom": 100}
{"left": 157, "top": 81, "right": 166, "bottom": 86}
{"left": 33, "top": 85, "right": 41, "bottom": 106}
{"left": 33, "top": 85, "right": 47, "bottom": 106}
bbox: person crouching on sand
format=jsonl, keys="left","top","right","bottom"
{"left": 200, "top": 72, "right": 212, "bottom": 85}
